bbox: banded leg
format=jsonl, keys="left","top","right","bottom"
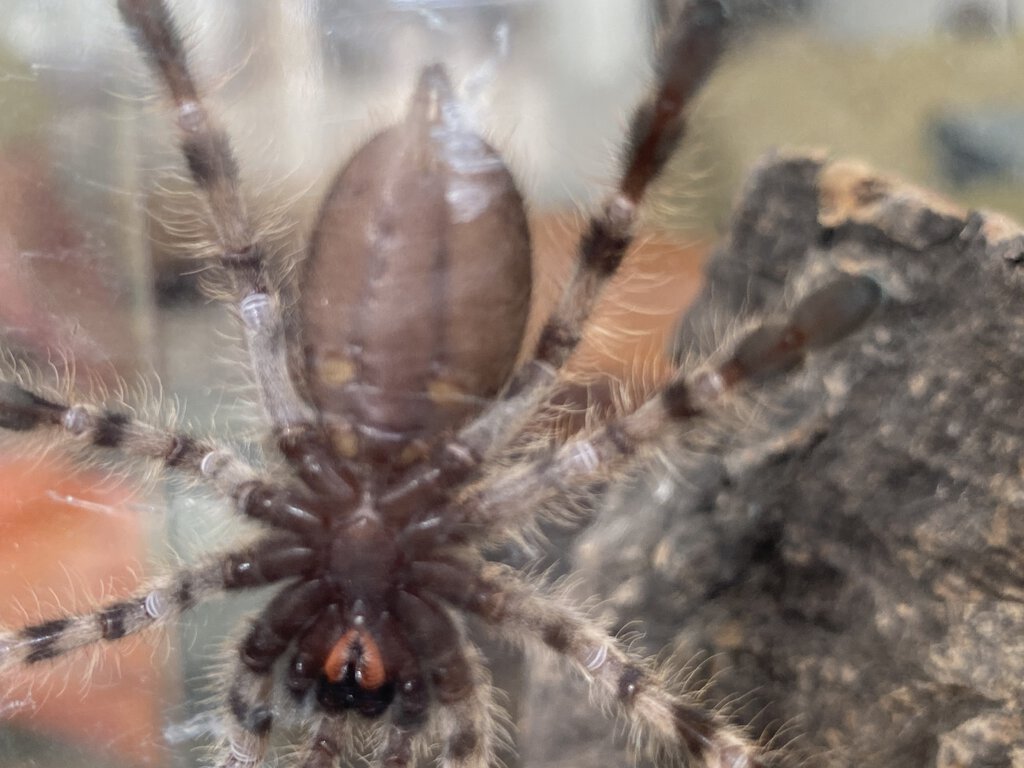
{"left": 472, "top": 0, "right": 728, "bottom": 435}
{"left": 390, "top": 590, "right": 499, "bottom": 768}
{"left": 377, "top": 722, "right": 419, "bottom": 768}
{"left": 221, "top": 662, "right": 274, "bottom": 768}
{"left": 375, "top": 621, "right": 430, "bottom": 768}
{"left": 378, "top": 0, "right": 730, "bottom": 515}
{"left": 0, "top": 536, "right": 312, "bottom": 673}
{"left": 436, "top": 642, "right": 502, "bottom": 768}
{"left": 220, "top": 579, "right": 333, "bottom": 768}
{"left": 377, "top": 686, "right": 430, "bottom": 768}
{"left": 0, "top": 382, "right": 328, "bottom": 535}
{"left": 116, "top": 0, "right": 357, "bottom": 502}
{"left": 297, "top": 717, "right": 346, "bottom": 768}
{"left": 456, "top": 273, "right": 882, "bottom": 536}
{"left": 0, "top": 381, "right": 254, "bottom": 487}
{"left": 433, "top": 563, "right": 766, "bottom": 768}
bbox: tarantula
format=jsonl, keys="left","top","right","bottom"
{"left": 0, "top": 1, "right": 882, "bottom": 767}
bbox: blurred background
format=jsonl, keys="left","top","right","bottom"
{"left": 0, "top": 1, "right": 1021, "bottom": 766}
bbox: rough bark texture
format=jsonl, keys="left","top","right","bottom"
{"left": 518, "top": 151, "right": 1024, "bottom": 768}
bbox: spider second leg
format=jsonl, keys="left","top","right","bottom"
{"left": 455, "top": 273, "right": 882, "bottom": 536}
{"left": 429, "top": 563, "right": 767, "bottom": 768}
{"left": 0, "top": 536, "right": 313, "bottom": 673}
{"left": 0, "top": 382, "right": 328, "bottom": 534}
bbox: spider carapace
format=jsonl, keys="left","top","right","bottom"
{"left": 0, "top": 1, "right": 884, "bottom": 767}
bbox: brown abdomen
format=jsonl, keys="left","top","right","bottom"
{"left": 301, "top": 65, "right": 531, "bottom": 464}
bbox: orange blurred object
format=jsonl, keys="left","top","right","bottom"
{"left": 531, "top": 210, "right": 709, "bottom": 402}
{"left": 0, "top": 457, "right": 167, "bottom": 765}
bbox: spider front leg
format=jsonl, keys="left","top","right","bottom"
{"left": 216, "top": 579, "right": 335, "bottom": 768}
{"left": 220, "top": 661, "right": 275, "bottom": 768}
{"left": 455, "top": 0, "right": 729, "bottom": 459}
{"left": 0, "top": 535, "right": 312, "bottom": 674}
{"left": 295, "top": 717, "right": 345, "bottom": 768}
{"left": 426, "top": 563, "right": 766, "bottom": 768}
{"left": 434, "top": 642, "right": 502, "bottom": 768}
{"left": 117, "top": 0, "right": 357, "bottom": 501}
{"left": 379, "top": 0, "right": 730, "bottom": 516}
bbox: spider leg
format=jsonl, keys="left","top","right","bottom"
{"left": 116, "top": 0, "right": 308, "bottom": 430}
{"left": 455, "top": 273, "right": 883, "bottom": 536}
{"left": 0, "top": 535, "right": 313, "bottom": 673}
{"left": 459, "top": 0, "right": 729, "bottom": 456}
{"left": 116, "top": 0, "right": 358, "bottom": 502}
{"left": 379, "top": 0, "right": 729, "bottom": 514}
{"left": 218, "top": 579, "right": 334, "bottom": 768}
{"left": 372, "top": 620, "right": 431, "bottom": 768}
{"left": 295, "top": 716, "right": 346, "bottom": 768}
{"left": 376, "top": 667, "right": 498, "bottom": 768}
{"left": 0, "top": 382, "right": 328, "bottom": 534}
{"left": 435, "top": 642, "right": 502, "bottom": 768}
{"left": 391, "top": 590, "right": 499, "bottom": 768}
{"left": 0, "top": 381, "right": 254, "bottom": 488}
{"left": 426, "top": 563, "right": 767, "bottom": 768}
{"left": 377, "top": 721, "right": 418, "bottom": 768}
{"left": 219, "top": 662, "right": 274, "bottom": 768}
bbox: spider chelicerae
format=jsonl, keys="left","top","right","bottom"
{"left": 0, "top": 1, "right": 883, "bottom": 767}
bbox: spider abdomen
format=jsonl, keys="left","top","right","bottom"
{"left": 302, "top": 65, "right": 532, "bottom": 464}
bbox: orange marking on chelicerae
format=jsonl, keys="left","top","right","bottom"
{"left": 323, "top": 628, "right": 387, "bottom": 690}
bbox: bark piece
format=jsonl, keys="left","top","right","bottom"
{"left": 520, "top": 151, "right": 1024, "bottom": 768}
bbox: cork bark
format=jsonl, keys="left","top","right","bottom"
{"left": 518, "top": 152, "right": 1024, "bottom": 768}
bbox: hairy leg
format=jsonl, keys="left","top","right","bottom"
{"left": 0, "top": 382, "right": 331, "bottom": 534}
{"left": 455, "top": 273, "right": 882, "bottom": 536}
{"left": 0, "top": 536, "right": 312, "bottom": 672}
{"left": 436, "top": 642, "right": 503, "bottom": 768}
{"left": 428, "top": 562, "right": 767, "bottom": 768}
{"left": 295, "top": 717, "right": 346, "bottom": 768}
{"left": 117, "top": 0, "right": 359, "bottom": 505}
{"left": 378, "top": 0, "right": 730, "bottom": 518}
{"left": 454, "top": 0, "right": 729, "bottom": 459}
{"left": 219, "top": 579, "right": 334, "bottom": 768}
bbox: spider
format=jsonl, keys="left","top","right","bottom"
{"left": 0, "top": 1, "right": 883, "bottom": 767}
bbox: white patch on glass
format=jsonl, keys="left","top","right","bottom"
{"left": 144, "top": 590, "right": 167, "bottom": 620}
{"left": 566, "top": 440, "right": 600, "bottom": 474}
{"left": 584, "top": 643, "right": 609, "bottom": 672}
{"left": 63, "top": 406, "right": 88, "bottom": 435}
